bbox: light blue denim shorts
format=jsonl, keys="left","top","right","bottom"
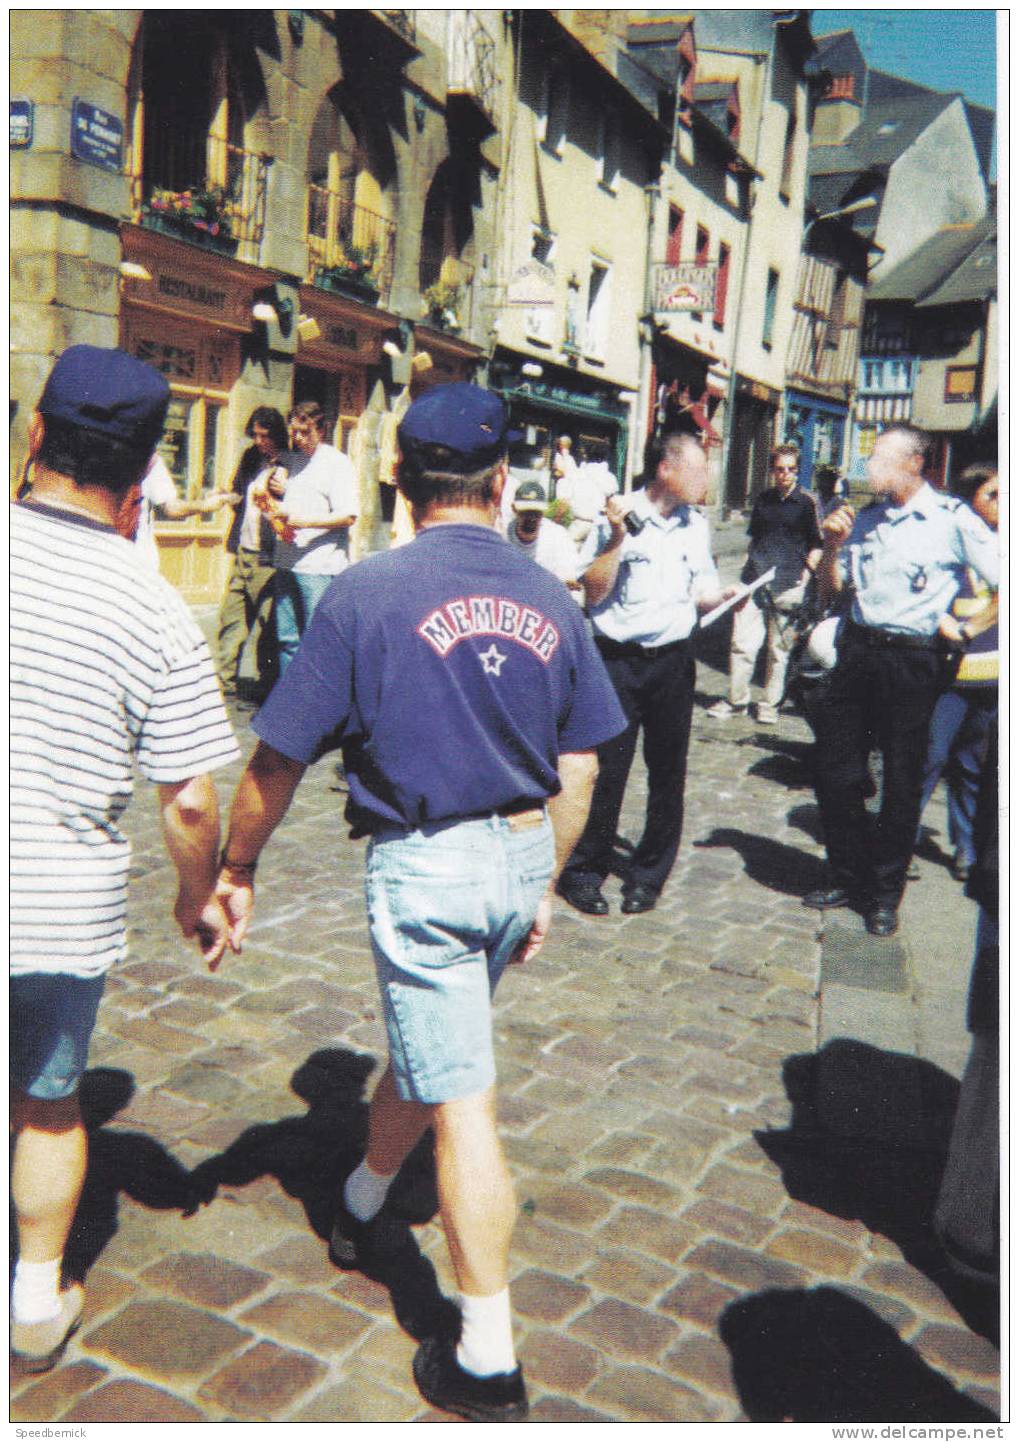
{"left": 366, "top": 811, "right": 555, "bottom": 1104}
{"left": 10, "top": 972, "right": 107, "bottom": 1100}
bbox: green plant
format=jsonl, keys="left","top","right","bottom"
{"left": 422, "top": 279, "right": 462, "bottom": 328}
{"left": 145, "top": 186, "right": 239, "bottom": 239}
{"left": 546, "top": 498, "right": 573, "bottom": 528}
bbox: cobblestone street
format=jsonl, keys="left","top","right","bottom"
{"left": 11, "top": 608, "right": 999, "bottom": 1425}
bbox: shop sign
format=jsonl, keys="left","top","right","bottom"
{"left": 653, "top": 262, "right": 717, "bottom": 314}
{"left": 70, "top": 98, "right": 124, "bottom": 172}
{"left": 10, "top": 99, "right": 33, "bottom": 149}
{"left": 737, "top": 374, "right": 781, "bottom": 407}
{"left": 507, "top": 378, "right": 626, "bottom": 419}
{"left": 156, "top": 273, "right": 229, "bottom": 313}
{"left": 506, "top": 260, "right": 556, "bottom": 308}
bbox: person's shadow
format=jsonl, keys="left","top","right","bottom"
{"left": 720, "top": 1286, "right": 997, "bottom": 1422}
{"left": 189, "top": 1048, "right": 456, "bottom": 1343}
{"left": 756, "top": 1040, "right": 999, "bottom": 1343}
{"left": 62, "top": 1068, "right": 201, "bottom": 1281}
{"left": 693, "top": 827, "right": 828, "bottom": 898}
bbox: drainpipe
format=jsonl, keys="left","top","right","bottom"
{"left": 634, "top": 178, "right": 662, "bottom": 492}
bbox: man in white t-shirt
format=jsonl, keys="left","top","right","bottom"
{"left": 264, "top": 400, "right": 360, "bottom": 672}
{"left": 134, "top": 453, "right": 237, "bottom": 572}
{"left": 505, "top": 479, "right": 580, "bottom": 592}
{"left": 556, "top": 448, "right": 618, "bottom": 545}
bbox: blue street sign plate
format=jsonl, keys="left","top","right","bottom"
{"left": 70, "top": 98, "right": 124, "bottom": 172}
{"left": 10, "top": 98, "right": 33, "bottom": 149}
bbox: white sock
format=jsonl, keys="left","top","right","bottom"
{"left": 12, "top": 1258, "right": 62, "bottom": 1324}
{"left": 343, "top": 1159, "right": 396, "bottom": 1222}
{"left": 456, "top": 1288, "right": 517, "bottom": 1377}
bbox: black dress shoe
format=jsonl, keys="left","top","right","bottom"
{"left": 866, "top": 907, "right": 899, "bottom": 937}
{"left": 413, "top": 1336, "right": 528, "bottom": 1422}
{"left": 557, "top": 876, "right": 608, "bottom": 916}
{"left": 621, "top": 884, "right": 658, "bottom": 914}
{"left": 951, "top": 850, "right": 972, "bottom": 883}
{"left": 802, "top": 886, "right": 852, "bottom": 910}
{"left": 328, "top": 1198, "right": 405, "bottom": 1270}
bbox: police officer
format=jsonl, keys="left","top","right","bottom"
{"left": 214, "top": 383, "right": 625, "bottom": 1421}
{"left": 557, "top": 431, "right": 740, "bottom": 916}
{"left": 805, "top": 424, "right": 999, "bottom": 936}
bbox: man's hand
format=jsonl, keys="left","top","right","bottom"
{"left": 603, "top": 494, "right": 632, "bottom": 541}
{"left": 821, "top": 504, "right": 855, "bottom": 548}
{"left": 215, "top": 872, "right": 255, "bottom": 953}
{"left": 174, "top": 892, "right": 230, "bottom": 971}
{"left": 510, "top": 892, "right": 553, "bottom": 965}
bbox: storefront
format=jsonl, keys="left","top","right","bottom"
{"left": 648, "top": 335, "right": 724, "bottom": 483}
{"left": 119, "top": 223, "right": 285, "bottom": 603}
{"left": 725, "top": 375, "right": 781, "bottom": 512}
{"left": 411, "top": 324, "right": 484, "bottom": 392}
{"left": 489, "top": 349, "right": 631, "bottom": 487}
{"left": 783, "top": 388, "right": 849, "bottom": 493}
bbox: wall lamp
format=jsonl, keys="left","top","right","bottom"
{"left": 521, "top": 362, "right": 543, "bottom": 378}
{"left": 804, "top": 196, "right": 878, "bottom": 239}
{"left": 252, "top": 287, "right": 295, "bottom": 336}
{"left": 119, "top": 261, "right": 152, "bottom": 281}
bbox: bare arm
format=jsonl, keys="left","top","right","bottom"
{"left": 215, "top": 742, "right": 308, "bottom": 951}
{"left": 160, "top": 493, "right": 238, "bottom": 521}
{"left": 816, "top": 504, "right": 856, "bottom": 611}
{"left": 582, "top": 498, "right": 628, "bottom": 608}
{"left": 938, "top": 591, "right": 999, "bottom": 646}
{"left": 283, "top": 512, "right": 357, "bottom": 532}
{"left": 158, "top": 774, "right": 229, "bottom": 970}
{"left": 512, "top": 749, "right": 599, "bottom": 965}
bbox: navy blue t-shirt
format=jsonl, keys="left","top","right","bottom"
{"left": 253, "top": 523, "right": 626, "bottom": 830}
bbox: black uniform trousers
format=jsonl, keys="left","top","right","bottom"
{"left": 812, "top": 625, "right": 947, "bottom": 909}
{"left": 562, "top": 637, "right": 695, "bottom": 896}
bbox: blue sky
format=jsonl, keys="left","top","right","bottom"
{"left": 812, "top": 9, "right": 998, "bottom": 111}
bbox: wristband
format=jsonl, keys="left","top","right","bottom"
{"left": 219, "top": 848, "right": 257, "bottom": 878}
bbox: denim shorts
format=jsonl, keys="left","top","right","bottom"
{"left": 366, "top": 811, "right": 555, "bottom": 1104}
{"left": 10, "top": 973, "right": 107, "bottom": 1100}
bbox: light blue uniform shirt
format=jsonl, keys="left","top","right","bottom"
{"left": 579, "top": 489, "right": 719, "bottom": 647}
{"left": 841, "top": 483, "right": 999, "bottom": 636}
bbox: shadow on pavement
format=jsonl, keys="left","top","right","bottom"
{"left": 64, "top": 1067, "right": 201, "bottom": 1281}
{"left": 756, "top": 1040, "right": 999, "bottom": 1344}
{"left": 720, "top": 1285, "right": 996, "bottom": 1422}
{"left": 189, "top": 1047, "right": 455, "bottom": 1343}
{"left": 692, "top": 827, "right": 828, "bottom": 898}
{"left": 744, "top": 733, "right": 815, "bottom": 790}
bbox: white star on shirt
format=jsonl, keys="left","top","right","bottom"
{"left": 479, "top": 643, "right": 507, "bottom": 676}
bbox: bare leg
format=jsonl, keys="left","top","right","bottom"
{"left": 433, "top": 1086, "right": 514, "bottom": 1297}
{"left": 364, "top": 1061, "right": 433, "bottom": 1176}
{"left": 11, "top": 1092, "right": 87, "bottom": 1264}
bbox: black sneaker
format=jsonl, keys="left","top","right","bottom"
{"left": 328, "top": 1199, "right": 405, "bottom": 1270}
{"left": 413, "top": 1335, "right": 528, "bottom": 1422}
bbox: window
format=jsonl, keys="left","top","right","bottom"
{"left": 307, "top": 99, "right": 395, "bottom": 293}
{"left": 598, "top": 111, "right": 620, "bottom": 191}
{"left": 944, "top": 366, "right": 977, "bottom": 403}
{"left": 666, "top": 206, "right": 684, "bottom": 266}
{"left": 527, "top": 227, "right": 556, "bottom": 343}
{"left": 585, "top": 260, "right": 611, "bottom": 360}
{"left": 538, "top": 67, "right": 569, "bottom": 156}
{"left": 695, "top": 226, "right": 710, "bottom": 265}
{"left": 762, "top": 267, "right": 779, "bottom": 349}
{"left": 824, "top": 269, "right": 848, "bottom": 350}
{"left": 780, "top": 107, "right": 796, "bottom": 199}
{"left": 714, "top": 243, "right": 730, "bottom": 329}
{"left": 531, "top": 227, "right": 555, "bottom": 266}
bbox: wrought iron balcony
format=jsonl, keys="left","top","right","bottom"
{"left": 132, "top": 137, "right": 269, "bottom": 259}
{"left": 447, "top": 11, "right": 499, "bottom": 138}
{"left": 306, "top": 187, "right": 396, "bottom": 306}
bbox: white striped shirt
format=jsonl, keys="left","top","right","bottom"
{"left": 10, "top": 502, "right": 239, "bottom": 977}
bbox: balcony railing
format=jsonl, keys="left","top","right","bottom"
{"left": 306, "top": 187, "right": 396, "bottom": 305}
{"left": 132, "top": 137, "right": 269, "bottom": 258}
{"left": 447, "top": 11, "right": 499, "bottom": 134}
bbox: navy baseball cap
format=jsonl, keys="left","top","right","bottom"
{"left": 398, "top": 382, "right": 520, "bottom": 472}
{"left": 38, "top": 345, "right": 170, "bottom": 452}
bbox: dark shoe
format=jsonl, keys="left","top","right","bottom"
{"left": 557, "top": 876, "right": 608, "bottom": 916}
{"left": 906, "top": 862, "right": 921, "bottom": 881}
{"left": 802, "top": 886, "right": 852, "bottom": 910}
{"left": 621, "top": 884, "right": 658, "bottom": 914}
{"left": 328, "top": 1199, "right": 405, "bottom": 1270}
{"left": 952, "top": 850, "right": 972, "bottom": 882}
{"left": 11, "top": 1286, "right": 84, "bottom": 1374}
{"left": 866, "top": 907, "right": 899, "bottom": 937}
{"left": 413, "top": 1335, "right": 528, "bottom": 1422}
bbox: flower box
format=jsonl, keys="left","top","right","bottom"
{"left": 313, "top": 267, "right": 381, "bottom": 305}
{"left": 141, "top": 199, "right": 239, "bottom": 256}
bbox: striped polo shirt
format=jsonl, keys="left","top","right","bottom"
{"left": 10, "top": 501, "right": 239, "bottom": 978}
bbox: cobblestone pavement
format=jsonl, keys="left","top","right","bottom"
{"left": 11, "top": 606, "right": 1000, "bottom": 1425}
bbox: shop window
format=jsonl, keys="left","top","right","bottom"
{"left": 666, "top": 206, "right": 684, "bottom": 266}
{"left": 713, "top": 243, "right": 730, "bottom": 330}
{"left": 585, "top": 260, "right": 611, "bottom": 360}
{"left": 306, "top": 96, "right": 396, "bottom": 297}
{"left": 762, "top": 267, "right": 780, "bottom": 350}
{"left": 537, "top": 66, "right": 569, "bottom": 156}
{"left": 944, "top": 366, "right": 978, "bottom": 403}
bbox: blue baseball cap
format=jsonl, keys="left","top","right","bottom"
{"left": 398, "top": 382, "right": 519, "bottom": 472}
{"left": 38, "top": 345, "right": 170, "bottom": 452}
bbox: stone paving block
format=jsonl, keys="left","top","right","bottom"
{"left": 78, "top": 1265, "right": 138, "bottom": 1324}
{"left": 582, "top": 1247, "right": 676, "bottom": 1306}
{"left": 118, "top": 959, "right": 189, "bottom": 986}
{"left": 105, "top": 1014, "right": 205, "bottom": 1057}
{"left": 764, "top": 1227, "right": 861, "bottom": 1278}
{"left": 512, "top": 1269, "right": 592, "bottom": 1322}
{"left": 518, "top": 1328, "right": 603, "bottom": 1391}
{"left": 582, "top": 1167, "right": 686, "bottom": 1213}
{"left": 914, "top": 1324, "right": 1000, "bottom": 1380}
{"left": 162, "top": 1059, "right": 253, "bottom": 1108}
{"left": 695, "top": 1161, "right": 790, "bottom": 1214}
{"left": 82, "top": 1299, "right": 250, "bottom": 1377}
{"left": 293, "top": 1376, "right": 415, "bottom": 1422}
{"left": 820, "top": 922, "right": 910, "bottom": 992}
{"left": 529, "top": 1395, "right": 617, "bottom": 1422}
{"left": 232, "top": 986, "right": 311, "bottom": 1016}
{"left": 859, "top": 1262, "right": 965, "bottom": 1323}
{"left": 681, "top": 1198, "right": 775, "bottom": 1247}
{"left": 239, "top": 1291, "right": 375, "bottom": 1355}
{"left": 587, "top": 1363, "right": 723, "bottom": 1422}
{"left": 548, "top": 1033, "right": 634, "bottom": 1070}
{"left": 659, "top": 1273, "right": 741, "bottom": 1330}
{"left": 839, "top": 1283, "right": 917, "bottom": 1334}
{"left": 10, "top": 1361, "right": 108, "bottom": 1421}
{"left": 329, "top": 1268, "right": 394, "bottom": 1318}
{"left": 779, "top": 1198, "right": 869, "bottom": 1244}
{"left": 594, "top": 1204, "right": 699, "bottom": 1265}
{"left": 684, "top": 1239, "right": 809, "bottom": 1292}
{"left": 664, "top": 1331, "right": 737, "bottom": 1398}
{"left": 518, "top": 1179, "right": 616, "bottom": 1228}
{"left": 583, "top": 1132, "right": 656, "bottom": 1168}
{"left": 140, "top": 1252, "right": 271, "bottom": 1310}
{"left": 169, "top": 973, "right": 244, "bottom": 1001}
{"left": 252, "top": 1233, "right": 337, "bottom": 1286}
{"left": 151, "top": 997, "right": 223, "bottom": 1029}
{"left": 61, "top": 1380, "right": 206, "bottom": 1423}
{"left": 198, "top": 1339, "right": 328, "bottom": 1418}
{"left": 570, "top": 1298, "right": 680, "bottom": 1362}
{"left": 511, "top": 1215, "right": 592, "bottom": 1275}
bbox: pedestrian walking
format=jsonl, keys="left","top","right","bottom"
{"left": 213, "top": 382, "right": 624, "bottom": 1421}
{"left": 556, "top": 431, "right": 741, "bottom": 916}
{"left": 10, "top": 345, "right": 238, "bottom": 1373}
{"left": 504, "top": 478, "right": 581, "bottom": 591}
{"left": 804, "top": 425, "right": 999, "bottom": 936}
{"left": 708, "top": 444, "right": 823, "bottom": 724}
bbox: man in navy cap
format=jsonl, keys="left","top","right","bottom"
{"left": 215, "top": 382, "right": 625, "bottom": 1421}
{"left": 10, "top": 346, "right": 239, "bottom": 1371}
